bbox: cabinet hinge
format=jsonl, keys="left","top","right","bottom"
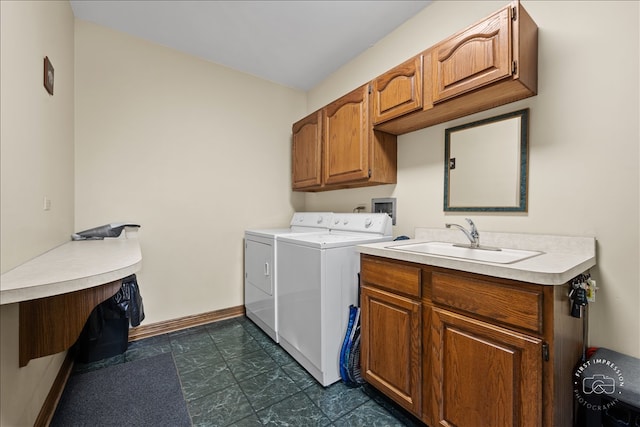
{"left": 368, "top": 84, "right": 372, "bottom": 95}
{"left": 542, "top": 342, "right": 549, "bottom": 362}
{"left": 511, "top": 6, "right": 517, "bottom": 21}
{"left": 512, "top": 61, "right": 517, "bottom": 74}
{"left": 368, "top": 169, "right": 372, "bottom": 178}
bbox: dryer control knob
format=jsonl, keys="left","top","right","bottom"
{"left": 317, "top": 216, "right": 324, "bottom": 224}
{"left": 343, "top": 219, "right": 349, "bottom": 225}
{"left": 364, "top": 218, "right": 373, "bottom": 228}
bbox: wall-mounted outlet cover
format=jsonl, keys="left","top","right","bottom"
{"left": 372, "top": 198, "right": 396, "bottom": 225}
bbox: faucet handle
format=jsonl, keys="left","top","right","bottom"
{"left": 464, "top": 218, "right": 478, "bottom": 233}
{"left": 464, "top": 218, "right": 480, "bottom": 246}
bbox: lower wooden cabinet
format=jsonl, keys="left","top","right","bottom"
{"left": 431, "top": 307, "right": 542, "bottom": 427}
{"left": 361, "top": 285, "right": 421, "bottom": 414}
{"left": 360, "top": 254, "right": 583, "bottom": 427}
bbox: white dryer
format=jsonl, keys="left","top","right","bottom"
{"left": 244, "top": 212, "right": 332, "bottom": 342}
{"left": 276, "top": 213, "right": 393, "bottom": 386}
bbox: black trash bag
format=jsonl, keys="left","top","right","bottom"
{"left": 82, "top": 303, "right": 105, "bottom": 343}
{"left": 112, "top": 274, "right": 145, "bottom": 327}
{"left": 76, "top": 294, "right": 130, "bottom": 363}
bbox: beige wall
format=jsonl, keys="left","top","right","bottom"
{"left": 74, "top": 20, "right": 306, "bottom": 324}
{"left": 305, "top": 1, "right": 640, "bottom": 358}
{"left": 0, "top": 1, "right": 75, "bottom": 425}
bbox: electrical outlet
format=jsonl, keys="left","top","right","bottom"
{"left": 43, "top": 196, "right": 51, "bottom": 211}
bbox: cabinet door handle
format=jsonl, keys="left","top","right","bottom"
{"left": 264, "top": 262, "right": 270, "bottom": 277}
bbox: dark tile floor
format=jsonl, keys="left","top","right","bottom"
{"left": 72, "top": 316, "right": 424, "bottom": 426}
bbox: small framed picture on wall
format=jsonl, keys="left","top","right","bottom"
{"left": 44, "top": 56, "right": 54, "bottom": 95}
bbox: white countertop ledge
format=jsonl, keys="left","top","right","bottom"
{"left": 357, "top": 229, "right": 596, "bottom": 285}
{"left": 0, "top": 237, "right": 142, "bottom": 305}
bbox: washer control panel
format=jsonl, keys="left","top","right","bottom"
{"left": 290, "top": 212, "right": 333, "bottom": 229}
{"left": 330, "top": 213, "right": 392, "bottom": 235}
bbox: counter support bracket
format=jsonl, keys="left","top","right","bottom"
{"left": 19, "top": 280, "right": 123, "bottom": 367}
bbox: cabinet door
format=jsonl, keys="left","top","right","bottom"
{"left": 432, "top": 5, "right": 512, "bottom": 103}
{"left": 323, "top": 84, "right": 370, "bottom": 185}
{"left": 361, "top": 285, "right": 421, "bottom": 415}
{"left": 292, "top": 110, "right": 322, "bottom": 190}
{"left": 431, "top": 307, "right": 542, "bottom": 427}
{"left": 372, "top": 55, "right": 423, "bottom": 124}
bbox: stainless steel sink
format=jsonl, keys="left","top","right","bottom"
{"left": 386, "top": 241, "right": 543, "bottom": 264}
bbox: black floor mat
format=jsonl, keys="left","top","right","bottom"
{"left": 51, "top": 353, "right": 190, "bottom": 426}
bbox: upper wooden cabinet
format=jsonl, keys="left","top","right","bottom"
{"left": 292, "top": 84, "right": 397, "bottom": 192}
{"left": 292, "top": 110, "right": 322, "bottom": 190}
{"left": 432, "top": 5, "right": 512, "bottom": 102}
{"left": 323, "top": 85, "right": 371, "bottom": 185}
{"left": 372, "top": 55, "right": 423, "bottom": 124}
{"left": 375, "top": 1, "right": 538, "bottom": 135}
{"left": 291, "top": 1, "right": 536, "bottom": 190}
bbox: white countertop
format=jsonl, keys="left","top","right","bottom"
{"left": 0, "top": 237, "right": 142, "bottom": 305}
{"left": 357, "top": 228, "right": 596, "bottom": 285}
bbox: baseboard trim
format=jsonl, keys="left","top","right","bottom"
{"left": 34, "top": 350, "right": 75, "bottom": 427}
{"left": 128, "top": 305, "right": 246, "bottom": 341}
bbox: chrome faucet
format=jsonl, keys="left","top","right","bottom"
{"left": 446, "top": 218, "right": 480, "bottom": 248}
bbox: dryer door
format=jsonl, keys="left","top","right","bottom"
{"left": 245, "top": 239, "right": 273, "bottom": 296}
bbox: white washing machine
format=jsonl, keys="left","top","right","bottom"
{"left": 244, "top": 212, "right": 332, "bottom": 342}
{"left": 276, "top": 213, "right": 393, "bottom": 386}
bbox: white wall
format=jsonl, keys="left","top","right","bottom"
{"left": 74, "top": 20, "right": 306, "bottom": 324}
{"left": 0, "top": 1, "right": 75, "bottom": 425}
{"left": 305, "top": 1, "right": 640, "bottom": 358}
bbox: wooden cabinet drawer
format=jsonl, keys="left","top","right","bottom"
{"left": 361, "top": 256, "right": 421, "bottom": 298}
{"left": 431, "top": 271, "right": 543, "bottom": 334}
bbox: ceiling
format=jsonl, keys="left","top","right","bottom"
{"left": 69, "top": 0, "right": 432, "bottom": 91}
